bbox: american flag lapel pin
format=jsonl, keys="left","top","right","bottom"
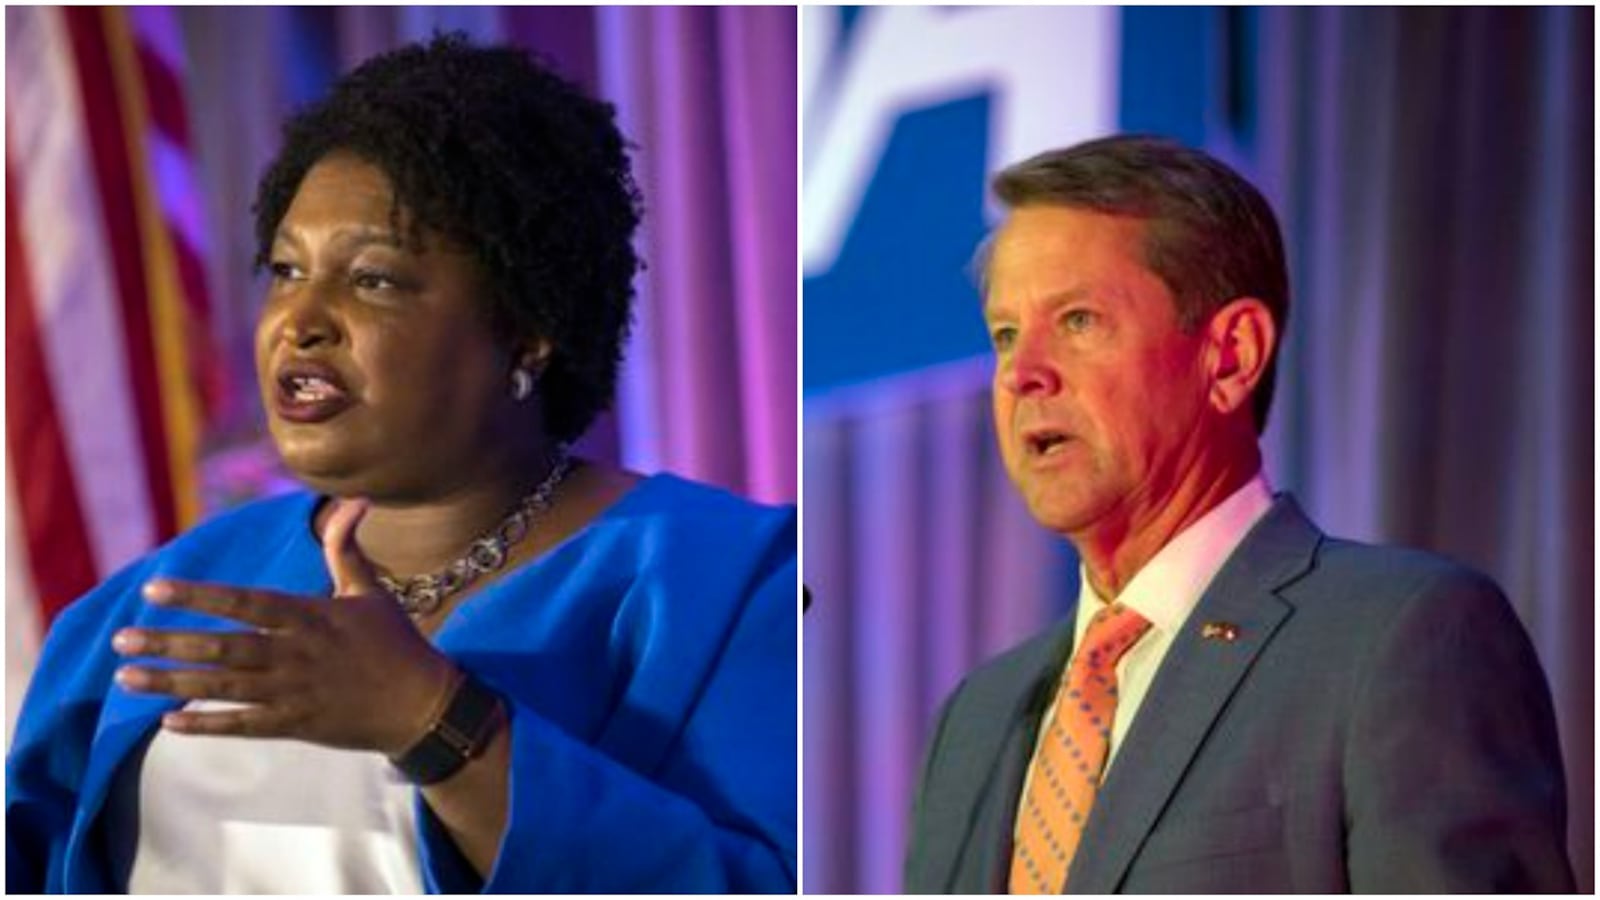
{"left": 1201, "top": 621, "right": 1240, "bottom": 642}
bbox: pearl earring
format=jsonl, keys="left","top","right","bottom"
{"left": 510, "top": 368, "right": 535, "bottom": 402}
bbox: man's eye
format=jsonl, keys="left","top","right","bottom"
{"left": 268, "top": 261, "right": 303, "bottom": 281}
{"left": 990, "top": 326, "right": 1017, "bottom": 352}
{"left": 1064, "top": 309, "right": 1097, "bottom": 332}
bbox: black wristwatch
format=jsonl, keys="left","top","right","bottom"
{"left": 390, "top": 670, "right": 507, "bottom": 785}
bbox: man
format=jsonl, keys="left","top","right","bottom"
{"left": 903, "top": 136, "right": 1573, "bottom": 893}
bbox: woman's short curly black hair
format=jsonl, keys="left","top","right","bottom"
{"left": 252, "top": 33, "right": 641, "bottom": 443}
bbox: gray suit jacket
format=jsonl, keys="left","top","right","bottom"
{"left": 904, "top": 496, "right": 1573, "bottom": 893}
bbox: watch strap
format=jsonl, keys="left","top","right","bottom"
{"left": 390, "top": 670, "right": 505, "bottom": 785}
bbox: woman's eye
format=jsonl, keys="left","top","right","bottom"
{"left": 352, "top": 270, "right": 398, "bottom": 292}
{"left": 268, "top": 261, "right": 303, "bottom": 281}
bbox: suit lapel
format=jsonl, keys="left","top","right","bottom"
{"left": 948, "top": 622, "right": 1076, "bottom": 893}
{"left": 1065, "top": 497, "right": 1321, "bottom": 893}
{"left": 970, "top": 704, "right": 1044, "bottom": 892}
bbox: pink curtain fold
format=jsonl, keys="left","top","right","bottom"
{"left": 598, "top": 7, "right": 796, "bottom": 503}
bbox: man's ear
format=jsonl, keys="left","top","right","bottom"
{"left": 1202, "top": 297, "right": 1276, "bottom": 418}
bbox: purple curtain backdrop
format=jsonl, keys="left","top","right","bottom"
{"left": 593, "top": 7, "right": 798, "bottom": 503}
{"left": 803, "top": 359, "right": 1078, "bottom": 892}
{"left": 176, "top": 6, "right": 796, "bottom": 507}
{"left": 802, "top": 6, "right": 1593, "bottom": 893}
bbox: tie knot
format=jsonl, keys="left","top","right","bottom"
{"left": 1080, "top": 603, "right": 1152, "bottom": 668}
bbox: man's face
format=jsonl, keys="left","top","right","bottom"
{"left": 985, "top": 206, "right": 1212, "bottom": 537}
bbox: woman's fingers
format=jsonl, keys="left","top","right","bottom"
{"left": 142, "top": 579, "right": 316, "bottom": 631}
{"left": 115, "top": 664, "right": 277, "bottom": 703}
{"left": 116, "top": 585, "right": 309, "bottom": 711}
{"left": 123, "top": 568, "right": 449, "bottom": 751}
{"left": 161, "top": 703, "right": 297, "bottom": 738}
{"left": 322, "top": 497, "right": 384, "bottom": 597}
{"left": 113, "top": 627, "right": 274, "bottom": 668}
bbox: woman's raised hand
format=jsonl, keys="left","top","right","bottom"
{"left": 111, "top": 498, "right": 457, "bottom": 755}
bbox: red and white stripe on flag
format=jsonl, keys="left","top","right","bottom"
{"left": 5, "top": 6, "right": 220, "bottom": 739}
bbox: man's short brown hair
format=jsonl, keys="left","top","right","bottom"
{"left": 989, "top": 135, "right": 1290, "bottom": 432}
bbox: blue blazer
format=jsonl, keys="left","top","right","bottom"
{"left": 8, "top": 475, "right": 797, "bottom": 893}
{"left": 905, "top": 496, "right": 1573, "bottom": 893}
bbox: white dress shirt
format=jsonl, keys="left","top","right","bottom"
{"left": 1017, "top": 472, "right": 1274, "bottom": 833}
{"left": 109, "top": 699, "right": 423, "bottom": 894}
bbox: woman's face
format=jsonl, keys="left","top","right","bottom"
{"left": 255, "top": 153, "right": 524, "bottom": 500}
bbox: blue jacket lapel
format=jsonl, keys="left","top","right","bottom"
{"left": 1064, "top": 496, "right": 1321, "bottom": 893}
{"left": 64, "top": 605, "right": 226, "bottom": 890}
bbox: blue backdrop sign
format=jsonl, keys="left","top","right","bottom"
{"left": 802, "top": 6, "right": 1213, "bottom": 395}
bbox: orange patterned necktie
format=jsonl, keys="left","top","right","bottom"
{"left": 1009, "top": 603, "right": 1152, "bottom": 894}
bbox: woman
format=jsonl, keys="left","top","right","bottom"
{"left": 6, "top": 35, "right": 796, "bottom": 893}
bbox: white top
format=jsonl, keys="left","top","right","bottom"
{"left": 1018, "top": 473, "right": 1275, "bottom": 830}
{"left": 110, "top": 700, "right": 424, "bottom": 894}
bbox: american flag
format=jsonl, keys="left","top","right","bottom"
{"left": 6, "top": 6, "right": 224, "bottom": 737}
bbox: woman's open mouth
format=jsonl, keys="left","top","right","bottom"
{"left": 273, "top": 363, "right": 354, "bottom": 424}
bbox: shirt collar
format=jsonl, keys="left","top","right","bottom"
{"left": 1074, "top": 471, "right": 1275, "bottom": 643}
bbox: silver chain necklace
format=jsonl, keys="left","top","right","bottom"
{"left": 377, "top": 449, "right": 573, "bottom": 618}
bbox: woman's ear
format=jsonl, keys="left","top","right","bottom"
{"left": 508, "top": 338, "right": 553, "bottom": 403}
{"left": 515, "top": 336, "right": 553, "bottom": 376}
